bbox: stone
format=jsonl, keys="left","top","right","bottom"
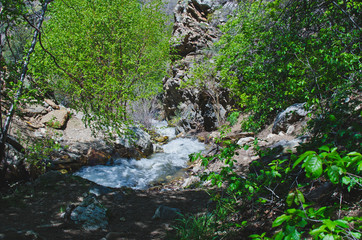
{"left": 114, "top": 126, "right": 153, "bottom": 160}
{"left": 152, "top": 205, "right": 182, "bottom": 220}
{"left": 21, "top": 104, "right": 48, "bottom": 117}
{"left": 272, "top": 103, "right": 309, "bottom": 134}
{"left": 182, "top": 176, "right": 200, "bottom": 188}
{"left": 70, "top": 195, "right": 108, "bottom": 231}
{"left": 237, "top": 137, "right": 255, "bottom": 146}
{"left": 179, "top": 104, "right": 203, "bottom": 132}
{"left": 269, "top": 137, "right": 308, "bottom": 154}
{"left": 226, "top": 131, "right": 254, "bottom": 141}
{"left": 44, "top": 99, "right": 59, "bottom": 109}
{"left": 305, "top": 182, "right": 334, "bottom": 202}
{"left": 287, "top": 125, "right": 295, "bottom": 135}
{"left": 155, "top": 135, "right": 169, "bottom": 143}
{"left": 40, "top": 108, "right": 69, "bottom": 129}
{"left": 89, "top": 185, "right": 112, "bottom": 197}
{"left": 81, "top": 148, "right": 111, "bottom": 166}
{"left": 153, "top": 144, "right": 164, "bottom": 153}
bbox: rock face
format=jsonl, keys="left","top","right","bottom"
{"left": 163, "top": 0, "right": 237, "bottom": 132}
{"left": 272, "top": 103, "right": 309, "bottom": 134}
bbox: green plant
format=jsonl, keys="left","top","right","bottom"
{"left": 47, "top": 117, "right": 62, "bottom": 129}
{"left": 172, "top": 213, "right": 218, "bottom": 240}
{"left": 23, "top": 131, "right": 63, "bottom": 173}
{"left": 227, "top": 111, "right": 240, "bottom": 127}
{"left": 293, "top": 146, "right": 362, "bottom": 191}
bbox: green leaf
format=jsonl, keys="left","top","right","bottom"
{"left": 274, "top": 231, "right": 285, "bottom": 240}
{"left": 272, "top": 214, "right": 291, "bottom": 227}
{"left": 310, "top": 225, "right": 327, "bottom": 236}
{"left": 319, "top": 145, "right": 330, "bottom": 152}
{"left": 303, "top": 155, "right": 323, "bottom": 179}
{"left": 351, "top": 232, "right": 361, "bottom": 239}
{"left": 322, "top": 234, "right": 335, "bottom": 240}
{"left": 341, "top": 176, "right": 351, "bottom": 185}
{"left": 297, "top": 218, "right": 308, "bottom": 228}
{"left": 293, "top": 151, "right": 315, "bottom": 169}
{"left": 323, "top": 219, "right": 337, "bottom": 231}
{"left": 334, "top": 219, "right": 349, "bottom": 228}
{"left": 286, "top": 192, "right": 295, "bottom": 207}
{"left": 295, "top": 189, "right": 305, "bottom": 204}
{"left": 327, "top": 165, "right": 341, "bottom": 184}
{"left": 347, "top": 152, "right": 361, "bottom": 157}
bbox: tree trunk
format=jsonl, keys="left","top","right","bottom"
{"left": 0, "top": 0, "right": 51, "bottom": 169}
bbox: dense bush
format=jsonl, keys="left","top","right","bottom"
{"left": 216, "top": 0, "right": 361, "bottom": 132}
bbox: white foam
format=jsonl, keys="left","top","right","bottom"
{"left": 75, "top": 138, "right": 205, "bottom": 189}
{"left": 151, "top": 120, "right": 176, "bottom": 139}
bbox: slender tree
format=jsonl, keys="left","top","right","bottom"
{"left": 0, "top": 0, "right": 51, "bottom": 173}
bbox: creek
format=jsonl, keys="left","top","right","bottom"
{"left": 74, "top": 121, "right": 206, "bottom": 189}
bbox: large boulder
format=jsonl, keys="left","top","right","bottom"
{"left": 40, "top": 108, "right": 69, "bottom": 129}
{"left": 114, "top": 126, "right": 154, "bottom": 160}
{"left": 272, "top": 103, "right": 309, "bottom": 134}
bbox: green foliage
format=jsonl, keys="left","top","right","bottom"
{"left": 190, "top": 130, "right": 361, "bottom": 238}
{"left": 215, "top": 0, "right": 361, "bottom": 132}
{"left": 227, "top": 111, "right": 240, "bottom": 127}
{"left": 31, "top": 0, "right": 172, "bottom": 135}
{"left": 22, "top": 131, "right": 63, "bottom": 173}
{"left": 172, "top": 213, "right": 218, "bottom": 240}
{"left": 293, "top": 146, "right": 362, "bottom": 191}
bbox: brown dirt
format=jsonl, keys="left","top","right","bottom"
{"left": 0, "top": 173, "right": 211, "bottom": 240}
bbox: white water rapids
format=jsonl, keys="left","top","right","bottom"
{"left": 75, "top": 121, "right": 206, "bottom": 189}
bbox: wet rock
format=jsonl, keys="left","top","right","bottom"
{"left": 153, "top": 144, "right": 164, "bottom": 153}
{"left": 179, "top": 104, "right": 203, "bottom": 132}
{"left": 114, "top": 126, "right": 153, "bottom": 160}
{"left": 70, "top": 195, "right": 108, "bottom": 231}
{"left": 50, "top": 153, "right": 82, "bottom": 171}
{"left": 152, "top": 205, "right": 182, "bottom": 220}
{"left": 155, "top": 135, "right": 169, "bottom": 144}
{"left": 34, "top": 170, "right": 64, "bottom": 186}
{"left": 81, "top": 148, "right": 111, "bottom": 166}
{"left": 40, "top": 108, "right": 69, "bottom": 129}
{"left": 272, "top": 103, "right": 309, "bottom": 134}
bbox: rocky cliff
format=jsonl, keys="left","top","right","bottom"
{"left": 162, "top": 0, "right": 237, "bottom": 132}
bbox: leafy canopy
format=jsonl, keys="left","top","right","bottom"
{"left": 32, "top": 0, "right": 172, "bottom": 135}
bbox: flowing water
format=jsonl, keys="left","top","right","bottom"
{"left": 75, "top": 121, "right": 206, "bottom": 189}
